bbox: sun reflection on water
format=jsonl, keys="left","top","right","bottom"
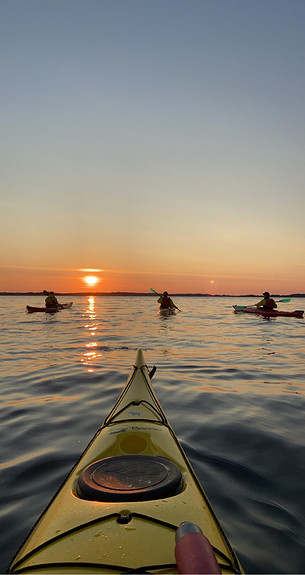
{"left": 80, "top": 297, "right": 102, "bottom": 372}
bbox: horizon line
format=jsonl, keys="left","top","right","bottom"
{"left": 1, "top": 292, "right": 305, "bottom": 298}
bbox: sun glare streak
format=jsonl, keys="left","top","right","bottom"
{"left": 79, "top": 268, "right": 103, "bottom": 272}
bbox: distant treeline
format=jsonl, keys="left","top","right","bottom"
{"left": 1, "top": 292, "right": 305, "bottom": 298}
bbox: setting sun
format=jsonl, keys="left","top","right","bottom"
{"left": 83, "top": 275, "right": 99, "bottom": 287}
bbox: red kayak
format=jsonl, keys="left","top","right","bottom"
{"left": 233, "top": 305, "right": 304, "bottom": 318}
{"left": 26, "top": 302, "right": 73, "bottom": 313}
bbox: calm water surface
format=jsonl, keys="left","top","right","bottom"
{"left": 1, "top": 295, "right": 305, "bottom": 573}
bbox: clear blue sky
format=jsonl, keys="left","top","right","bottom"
{"left": 1, "top": 0, "right": 305, "bottom": 294}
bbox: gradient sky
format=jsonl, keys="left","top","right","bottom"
{"left": 1, "top": 0, "right": 305, "bottom": 295}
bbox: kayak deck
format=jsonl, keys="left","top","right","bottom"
{"left": 233, "top": 305, "right": 303, "bottom": 318}
{"left": 9, "top": 350, "right": 242, "bottom": 574}
{"left": 26, "top": 302, "right": 73, "bottom": 313}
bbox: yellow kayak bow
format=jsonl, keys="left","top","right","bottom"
{"left": 9, "top": 350, "right": 243, "bottom": 574}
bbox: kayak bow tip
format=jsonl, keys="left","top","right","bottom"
{"left": 134, "top": 349, "right": 146, "bottom": 368}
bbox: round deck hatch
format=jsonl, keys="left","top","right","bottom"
{"left": 77, "top": 455, "right": 183, "bottom": 501}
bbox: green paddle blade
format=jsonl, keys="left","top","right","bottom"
{"left": 150, "top": 288, "right": 159, "bottom": 295}
{"left": 278, "top": 298, "right": 291, "bottom": 303}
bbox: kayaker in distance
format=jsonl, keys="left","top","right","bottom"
{"left": 255, "top": 291, "right": 277, "bottom": 310}
{"left": 43, "top": 290, "right": 61, "bottom": 308}
{"left": 157, "top": 291, "right": 179, "bottom": 311}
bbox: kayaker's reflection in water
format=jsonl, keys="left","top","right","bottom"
{"left": 157, "top": 291, "right": 179, "bottom": 311}
{"left": 255, "top": 291, "right": 277, "bottom": 310}
{"left": 43, "top": 290, "right": 61, "bottom": 308}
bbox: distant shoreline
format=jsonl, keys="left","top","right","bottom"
{"left": 1, "top": 292, "right": 305, "bottom": 298}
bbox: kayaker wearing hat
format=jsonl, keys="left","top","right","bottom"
{"left": 255, "top": 291, "right": 277, "bottom": 311}
{"left": 157, "top": 291, "right": 179, "bottom": 311}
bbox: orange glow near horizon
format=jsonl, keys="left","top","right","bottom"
{"left": 1, "top": 265, "right": 305, "bottom": 295}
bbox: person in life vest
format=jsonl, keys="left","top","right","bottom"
{"left": 43, "top": 290, "right": 61, "bottom": 308}
{"left": 255, "top": 291, "right": 277, "bottom": 310}
{"left": 157, "top": 291, "right": 179, "bottom": 311}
